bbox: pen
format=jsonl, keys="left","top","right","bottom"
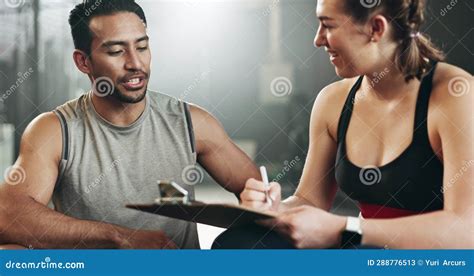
{"left": 259, "top": 166, "right": 272, "bottom": 206}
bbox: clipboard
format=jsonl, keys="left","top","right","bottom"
{"left": 126, "top": 181, "right": 276, "bottom": 228}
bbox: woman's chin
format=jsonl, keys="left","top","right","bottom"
{"left": 334, "top": 66, "right": 359, "bottom": 79}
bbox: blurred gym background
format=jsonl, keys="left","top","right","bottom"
{"left": 0, "top": 0, "right": 472, "bottom": 247}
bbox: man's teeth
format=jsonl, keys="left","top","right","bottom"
{"left": 127, "top": 78, "right": 140, "bottom": 84}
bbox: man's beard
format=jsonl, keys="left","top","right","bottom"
{"left": 111, "top": 86, "right": 147, "bottom": 104}
{"left": 91, "top": 69, "right": 149, "bottom": 104}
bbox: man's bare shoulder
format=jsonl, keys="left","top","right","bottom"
{"left": 187, "top": 104, "right": 229, "bottom": 154}
{"left": 20, "top": 112, "right": 62, "bottom": 163}
{"left": 187, "top": 104, "right": 222, "bottom": 130}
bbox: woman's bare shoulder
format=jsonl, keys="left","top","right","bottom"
{"left": 431, "top": 62, "right": 472, "bottom": 102}
{"left": 433, "top": 62, "right": 471, "bottom": 84}
{"left": 315, "top": 77, "right": 358, "bottom": 109}
{"left": 430, "top": 62, "right": 473, "bottom": 128}
{"left": 312, "top": 77, "right": 360, "bottom": 140}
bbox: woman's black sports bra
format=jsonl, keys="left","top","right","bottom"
{"left": 335, "top": 62, "right": 444, "bottom": 217}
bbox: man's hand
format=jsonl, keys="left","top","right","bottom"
{"left": 117, "top": 229, "right": 178, "bottom": 249}
{"left": 0, "top": 244, "right": 27, "bottom": 249}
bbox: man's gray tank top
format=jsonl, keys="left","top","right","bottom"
{"left": 52, "top": 91, "right": 199, "bottom": 248}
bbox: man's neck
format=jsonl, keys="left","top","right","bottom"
{"left": 90, "top": 93, "right": 147, "bottom": 127}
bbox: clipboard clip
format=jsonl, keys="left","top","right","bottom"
{"left": 155, "top": 181, "right": 190, "bottom": 205}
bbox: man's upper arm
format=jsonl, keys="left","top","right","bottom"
{"left": 189, "top": 104, "right": 259, "bottom": 195}
{"left": 1, "top": 112, "right": 62, "bottom": 205}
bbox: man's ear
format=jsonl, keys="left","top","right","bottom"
{"left": 72, "top": 50, "right": 92, "bottom": 74}
{"left": 368, "top": 14, "right": 388, "bottom": 42}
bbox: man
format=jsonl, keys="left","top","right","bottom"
{"left": 0, "top": 0, "right": 259, "bottom": 249}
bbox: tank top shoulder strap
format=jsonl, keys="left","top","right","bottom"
{"left": 413, "top": 61, "right": 438, "bottom": 143}
{"left": 337, "top": 76, "right": 364, "bottom": 143}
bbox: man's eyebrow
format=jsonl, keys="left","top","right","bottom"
{"left": 101, "top": 36, "right": 149, "bottom": 48}
{"left": 136, "top": 35, "right": 149, "bottom": 43}
{"left": 101, "top": 40, "right": 126, "bottom": 48}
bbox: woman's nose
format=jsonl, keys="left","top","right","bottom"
{"left": 314, "top": 26, "right": 326, "bottom": 48}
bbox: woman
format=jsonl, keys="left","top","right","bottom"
{"left": 215, "top": 0, "right": 473, "bottom": 249}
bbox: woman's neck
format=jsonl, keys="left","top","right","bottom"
{"left": 362, "top": 64, "right": 420, "bottom": 102}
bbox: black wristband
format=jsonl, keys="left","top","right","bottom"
{"left": 340, "top": 230, "right": 362, "bottom": 249}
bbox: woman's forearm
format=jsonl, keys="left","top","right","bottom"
{"left": 361, "top": 209, "right": 473, "bottom": 249}
{"left": 280, "top": 196, "right": 305, "bottom": 211}
{"left": 280, "top": 194, "right": 323, "bottom": 212}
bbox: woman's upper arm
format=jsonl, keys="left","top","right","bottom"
{"left": 433, "top": 68, "right": 473, "bottom": 216}
{"left": 295, "top": 82, "right": 348, "bottom": 210}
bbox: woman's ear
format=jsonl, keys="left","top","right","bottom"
{"left": 72, "top": 50, "right": 92, "bottom": 75}
{"left": 368, "top": 14, "right": 389, "bottom": 42}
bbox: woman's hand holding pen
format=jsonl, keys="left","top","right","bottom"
{"left": 240, "top": 178, "right": 346, "bottom": 248}
{"left": 240, "top": 167, "right": 347, "bottom": 249}
{"left": 240, "top": 178, "right": 282, "bottom": 212}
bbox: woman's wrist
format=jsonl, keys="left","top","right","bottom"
{"left": 360, "top": 218, "right": 371, "bottom": 246}
{"left": 279, "top": 196, "right": 302, "bottom": 212}
{"left": 334, "top": 215, "right": 348, "bottom": 247}
{"left": 337, "top": 216, "right": 370, "bottom": 248}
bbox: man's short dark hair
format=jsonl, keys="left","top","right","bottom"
{"left": 69, "top": 0, "right": 147, "bottom": 56}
